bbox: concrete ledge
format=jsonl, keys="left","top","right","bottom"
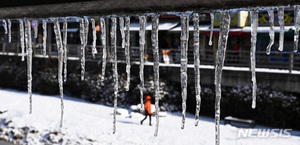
{"left": 0, "top": 0, "right": 300, "bottom": 18}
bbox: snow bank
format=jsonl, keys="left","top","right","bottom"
{"left": 0, "top": 89, "right": 299, "bottom": 145}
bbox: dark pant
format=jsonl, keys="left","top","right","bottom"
{"left": 141, "top": 111, "right": 151, "bottom": 125}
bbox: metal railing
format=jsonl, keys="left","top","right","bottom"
{"left": 1, "top": 42, "right": 299, "bottom": 71}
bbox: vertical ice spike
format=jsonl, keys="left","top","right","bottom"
{"left": 100, "top": 18, "right": 107, "bottom": 81}
{"left": 111, "top": 16, "right": 119, "bottom": 134}
{"left": 278, "top": 6, "right": 284, "bottom": 51}
{"left": 63, "top": 18, "right": 68, "bottom": 82}
{"left": 266, "top": 8, "right": 274, "bottom": 55}
{"left": 125, "top": 17, "right": 131, "bottom": 91}
{"left": 84, "top": 17, "right": 89, "bottom": 47}
{"left": 91, "top": 18, "right": 98, "bottom": 55}
{"left": 215, "top": 11, "right": 231, "bottom": 145}
{"left": 19, "top": 19, "right": 25, "bottom": 61}
{"left": 42, "top": 20, "right": 47, "bottom": 56}
{"left": 152, "top": 14, "right": 160, "bottom": 137}
{"left": 3, "top": 20, "right": 7, "bottom": 34}
{"left": 139, "top": 15, "right": 146, "bottom": 112}
{"left": 25, "top": 19, "right": 33, "bottom": 114}
{"left": 53, "top": 18, "right": 64, "bottom": 128}
{"left": 180, "top": 13, "right": 189, "bottom": 129}
{"left": 33, "top": 20, "right": 38, "bottom": 39}
{"left": 119, "top": 17, "right": 125, "bottom": 48}
{"left": 193, "top": 13, "right": 201, "bottom": 126}
{"left": 80, "top": 18, "right": 86, "bottom": 81}
{"left": 7, "top": 19, "right": 11, "bottom": 43}
{"left": 209, "top": 12, "right": 214, "bottom": 46}
{"left": 250, "top": 9, "right": 258, "bottom": 109}
{"left": 294, "top": 6, "right": 300, "bottom": 52}
{"left": 24, "top": 19, "right": 28, "bottom": 52}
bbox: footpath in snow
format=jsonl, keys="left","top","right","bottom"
{"left": 0, "top": 89, "right": 299, "bottom": 145}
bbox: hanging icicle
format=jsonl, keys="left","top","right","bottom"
{"left": 84, "top": 17, "right": 89, "bottom": 47}
{"left": 250, "top": 9, "right": 258, "bottom": 109}
{"left": 63, "top": 18, "right": 68, "bottom": 82}
{"left": 100, "top": 18, "right": 107, "bottom": 81}
{"left": 209, "top": 12, "right": 214, "bottom": 46}
{"left": 25, "top": 19, "right": 33, "bottom": 114}
{"left": 278, "top": 6, "right": 285, "bottom": 51}
{"left": 152, "top": 14, "right": 160, "bottom": 137}
{"left": 53, "top": 18, "right": 65, "bottom": 128}
{"left": 193, "top": 13, "right": 201, "bottom": 126}
{"left": 33, "top": 20, "right": 38, "bottom": 39}
{"left": 111, "top": 16, "right": 119, "bottom": 134}
{"left": 214, "top": 11, "right": 231, "bottom": 145}
{"left": 91, "top": 18, "right": 98, "bottom": 56}
{"left": 24, "top": 19, "right": 28, "bottom": 52}
{"left": 139, "top": 15, "right": 146, "bottom": 112}
{"left": 180, "top": 13, "right": 189, "bottom": 129}
{"left": 125, "top": 16, "right": 131, "bottom": 91}
{"left": 119, "top": 17, "right": 125, "bottom": 48}
{"left": 7, "top": 19, "right": 11, "bottom": 43}
{"left": 19, "top": 19, "right": 25, "bottom": 61}
{"left": 80, "top": 18, "right": 86, "bottom": 81}
{"left": 2, "top": 20, "right": 7, "bottom": 34}
{"left": 266, "top": 8, "right": 275, "bottom": 55}
{"left": 42, "top": 20, "right": 47, "bottom": 56}
{"left": 294, "top": 6, "right": 300, "bottom": 52}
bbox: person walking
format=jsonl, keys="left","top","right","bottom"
{"left": 141, "top": 96, "right": 152, "bottom": 126}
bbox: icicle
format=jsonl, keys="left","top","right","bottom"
{"left": 214, "top": 11, "right": 231, "bottom": 145}
{"left": 2, "top": 20, "right": 7, "bottom": 34}
{"left": 152, "top": 14, "right": 160, "bottom": 137}
{"left": 119, "top": 17, "right": 125, "bottom": 48}
{"left": 33, "top": 20, "right": 38, "bottom": 39}
{"left": 193, "top": 13, "right": 201, "bottom": 126}
{"left": 278, "top": 6, "right": 284, "bottom": 51}
{"left": 180, "top": 13, "right": 189, "bottom": 129}
{"left": 84, "top": 17, "right": 89, "bottom": 47}
{"left": 24, "top": 19, "right": 28, "bottom": 51}
{"left": 250, "top": 9, "right": 258, "bottom": 109}
{"left": 139, "top": 15, "right": 146, "bottom": 112}
{"left": 91, "top": 18, "right": 98, "bottom": 55}
{"left": 111, "top": 16, "right": 119, "bottom": 134}
{"left": 19, "top": 19, "right": 25, "bottom": 61}
{"left": 266, "top": 8, "right": 275, "bottom": 55}
{"left": 63, "top": 18, "right": 68, "bottom": 82}
{"left": 294, "top": 6, "right": 300, "bottom": 52}
{"left": 25, "top": 19, "right": 33, "bottom": 114}
{"left": 42, "top": 20, "right": 47, "bottom": 56}
{"left": 53, "top": 18, "right": 64, "bottom": 128}
{"left": 7, "top": 19, "right": 11, "bottom": 43}
{"left": 79, "top": 19, "right": 86, "bottom": 81}
{"left": 124, "top": 17, "right": 131, "bottom": 91}
{"left": 100, "top": 18, "right": 107, "bottom": 81}
{"left": 209, "top": 12, "right": 214, "bottom": 46}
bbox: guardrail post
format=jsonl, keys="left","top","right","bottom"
{"left": 289, "top": 51, "right": 294, "bottom": 73}
{"left": 2, "top": 42, "right": 5, "bottom": 53}
{"left": 48, "top": 44, "right": 51, "bottom": 57}
{"left": 16, "top": 43, "right": 20, "bottom": 55}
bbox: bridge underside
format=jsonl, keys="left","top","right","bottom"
{"left": 0, "top": 0, "right": 300, "bottom": 18}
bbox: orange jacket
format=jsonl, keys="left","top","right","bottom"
{"left": 162, "top": 50, "right": 171, "bottom": 56}
{"left": 145, "top": 96, "right": 152, "bottom": 114}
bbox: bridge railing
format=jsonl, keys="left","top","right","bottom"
{"left": 0, "top": 42, "right": 299, "bottom": 72}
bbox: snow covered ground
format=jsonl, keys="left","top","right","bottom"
{"left": 0, "top": 89, "right": 299, "bottom": 145}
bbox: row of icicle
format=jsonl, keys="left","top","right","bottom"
{"left": 0, "top": 5, "right": 298, "bottom": 145}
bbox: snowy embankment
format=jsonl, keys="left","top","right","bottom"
{"left": 0, "top": 89, "right": 299, "bottom": 145}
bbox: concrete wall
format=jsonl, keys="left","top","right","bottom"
{"left": 1, "top": 54, "right": 299, "bottom": 93}
{"left": 146, "top": 65, "right": 300, "bottom": 93}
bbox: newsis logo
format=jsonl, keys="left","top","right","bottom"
{"left": 237, "top": 129, "right": 292, "bottom": 138}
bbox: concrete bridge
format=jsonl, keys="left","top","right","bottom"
{"left": 0, "top": 0, "right": 299, "bottom": 18}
